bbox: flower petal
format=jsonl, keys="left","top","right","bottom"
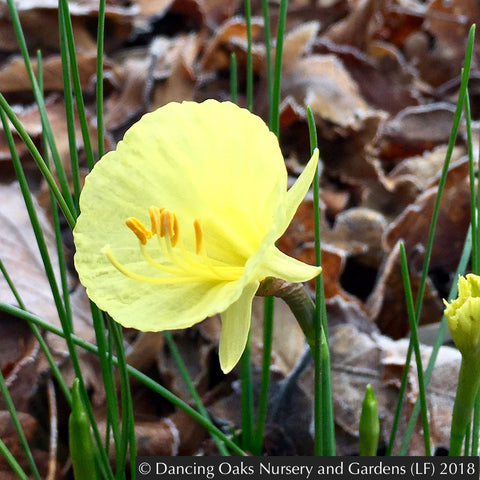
{"left": 279, "top": 148, "right": 319, "bottom": 236}
{"left": 76, "top": 255, "right": 241, "bottom": 331}
{"left": 219, "top": 282, "right": 259, "bottom": 373}
{"left": 117, "top": 100, "right": 287, "bottom": 258}
{"left": 258, "top": 246, "right": 322, "bottom": 283}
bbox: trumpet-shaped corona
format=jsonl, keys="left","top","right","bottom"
{"left": 74, "top": 100, "right": 321, "bottom": 373}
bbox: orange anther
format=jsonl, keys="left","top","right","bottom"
{"left": 193, "top": 219, "right": 203, "bottom": 255}
{"left": 171, "top": 214, "right": 179, "bottom": 247}
{"left": 160, "top": 209, "right": 179, "bottom": 246}
{"left": 126, "top": 217, "right": 152, "bottom": 245}
{"left": 149, "top": 206, "right": 162, "bottom": 235}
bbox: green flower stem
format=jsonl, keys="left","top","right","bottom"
{"left": 450, "top": 354, "right": 480, "bottom": 455}
{"left": 359, "top": 384, "right": 379, "bottom": 456}
{"left": 307, "top": 105, "right": 328, "bottom": 455}
{"left": 271, "top": 0, "right": 288, "bottom": 136}
{"left": 256, "top": 277, "right": 335, "bottom": 455}
{"left": 471, "top": 389, "right": 480, "bottom": 455}
{"left": 108, "top": 317, "right": 135, "bottom": 477}
{"left": 230, "top": 53, "right": 238, "bottom": 104}
{"left": 257, "top": 277, "right": 315, "bottom": 349}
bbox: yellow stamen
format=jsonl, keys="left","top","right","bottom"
{"left": 109, "top": 205, "right": 245, "bottom": 285}
{"left": 159, "top": 209, "right": 180, "bottom": 247}
{"left": 102, "top": 245, "right": 199, "bottom": 284}
{"left": 172, "top": 214, "right": 179, "bottom": 247}
{"left": 160, "top": 210, "right": 173, "bottom": 237}
{"left": 126, "top": 217, "right": 152, "bottom": 245}
{"left": 193, "top": 219, "right": 203, "bottom": 255}
{"left": 149, "top": 206, "right": 164, "bottom": 235}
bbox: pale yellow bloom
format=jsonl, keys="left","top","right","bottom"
{"left": 443, "top": 274, "right": 480, "bottom": 357}
{"left": 74, "top": 100, "right": 321, "bottom": 373}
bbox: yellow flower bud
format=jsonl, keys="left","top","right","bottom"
{"left": 443, "top": 274, "right": 480, "bottom": 357}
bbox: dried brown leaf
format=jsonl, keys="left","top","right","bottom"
{"left": 373, "top": 103, "right": 458, "bottom": 161}
{"left": 201, "top": 16, "right": 263, "bottom": 72}
{"left": 0, "top": 183, "right": 95, "bottom": 356}
{"left": 384, "top": 158, "right": 470, "bottom": 273}
{"left": 324, "top": 0, "right": 383, "bottom": 49}
{"left": 283, "top": 54, "right": 372, "bottom": 129}
{"left": 366, "top": 241, "right": 444, "bottom": 338}
{"left": 0, "top": 53, "right": 120, "bottom": 93}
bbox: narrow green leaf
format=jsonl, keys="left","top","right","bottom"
{"left": 0, "top": 302, "right": 248, "bottom": 457}
{"left": 387, "top": 24, "right": 476, "bottom": 455}
{"left": 399, "top": 243, "right": 431, "bottom": 455}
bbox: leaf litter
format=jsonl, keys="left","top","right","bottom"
{"left": 0, "top": 0, "right": 478, "bottom": 469}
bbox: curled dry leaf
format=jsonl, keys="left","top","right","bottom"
{"left": 421, "top": 0, "right": 480, "bottom": 87}
{"left": 384, "top": 157, "right": 470, "bottom": 273}
{"left": 201, "top": 16, "right": 263, "bottom": 72}
{"left": 0, "top": 411, "right": 41, "bottom": 474}
{"left": 373, "top": 103, "right": 459, "bottom": 162}
{"left": 0, "top": 315, "right": 40, "bottom": 413}
{"left": 99, "top": 410, "right": 206, "bottom": 457}
{"left": 387, "top": 145, "right": 466, "bottom": 191}
{"left": 324, "top": 0, "right": 383, "bottom": 50}
{"left": 281, "top": 21, "right": 320, "bottom": 73}
{"left": 0, "top": 1, "right": 136, "bottom": 53}
{"left": 0, "top": 183, "right": 64, "bottom": 326}
{"left": 152, "top": 33, "right": 200, "bottom": 106}
{"left": 135, "top": 0, "right": 176, "bottom": 18}
{"left": 0, "top": 52, "right": 120, "bottom": 94}
{"left": 103, "top": 54, "right": 153, "bottom": 131}
{"left": 284, "top": 53, "right": 372, "bottom": 129}
{"left": 367, "top": 241, "right": 444, "bottom": 338}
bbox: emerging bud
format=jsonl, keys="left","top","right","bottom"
{"left": 443, "top": 274, "right": 480, "bottom": 358}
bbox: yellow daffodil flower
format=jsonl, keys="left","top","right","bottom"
{"left": 74, "top": 100, "right": 321, "bottom": 373}
{"left": 443, "top": 274, "right": 480, "bottom": 357}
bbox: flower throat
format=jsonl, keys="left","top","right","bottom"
{"left": 102, "top": 206, "right": 244, "bottom": 284}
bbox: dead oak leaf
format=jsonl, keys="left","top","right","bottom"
{"left": 283, "top": 54, "right": 372, "bottom": 129}
{"left": 201, "top": 16, "right": 263, "bottom": 72}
